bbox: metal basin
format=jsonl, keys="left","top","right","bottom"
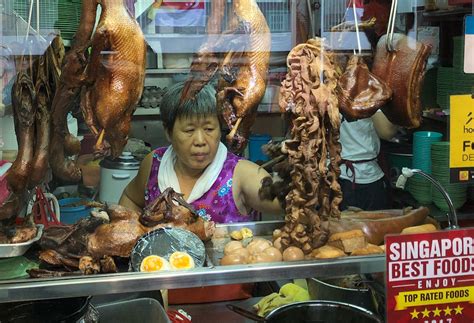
{"left": 228, "top": 300, "right": 382, "bottom": 323}
{"left": 266, "top": 301, "right": 382, "bottom": 323}
{"left": 307, "top": 277, "right": 377, "bottom": 313}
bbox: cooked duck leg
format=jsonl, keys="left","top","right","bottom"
{"left": 46, "top": 35, "right": 65, "bottom": 93}
{"left": 226, "top": 117, "right": 242, "bottom": 141}
{"left": 28, "top": 51, "right": 52, "bottom": 189}
{"left": 7, "top": 56, "right": 36, "bottom": 194}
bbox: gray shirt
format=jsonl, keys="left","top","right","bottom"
{"left": 339, "top": 113, "right": 384, "bottom": 184}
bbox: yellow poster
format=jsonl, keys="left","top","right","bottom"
{"left": 450, "top": 95, "right": 474, "bottom": 168}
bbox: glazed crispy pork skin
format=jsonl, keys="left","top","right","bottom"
{"left": 372, "top": 34, "right": 431, "bottom": 128}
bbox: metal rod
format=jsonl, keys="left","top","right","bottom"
{"left": 410, "top": 169, "right": 459, "bottom": 229}
{"left": 36, "top": 0, "right": 39, "bottom": 35}
{"left": 385, "top": 0, "right": 397, "bottom": 52}
{"left": 306, "top": 0, "right": 315, "bottom": 38}
{"left": 259, "top": 154, "right": 286, "bottom": 170}
{"left": 352, "top": 0, "right": 361, "bottom": 55}
{"left": 25, "top": 0, "right": 34, "bottom": 42}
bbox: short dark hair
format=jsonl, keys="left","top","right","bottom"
{"left": 160, "top": 82, "right": 217, "bottom": 131}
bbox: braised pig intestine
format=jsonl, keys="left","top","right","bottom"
{"left": 278, "top": 39, "right": 342, "bottom": 253}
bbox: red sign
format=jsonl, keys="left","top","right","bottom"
{"left": 386, "top": 228, "right": 474, "bottom": 323}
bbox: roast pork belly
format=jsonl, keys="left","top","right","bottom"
{"left": 337, "top": 55, "right": 392, "bottom": 121}
{"left": 371, "top": 34, "right": 431, "bottom": 128}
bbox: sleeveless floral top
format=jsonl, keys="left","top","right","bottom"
{"left": 144, "top": 147, "right": 259, "bottom": 223}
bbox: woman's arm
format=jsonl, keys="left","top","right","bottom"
{"left": 372, "top": 110, "right": 399, "bottom": 141}
{"left": 233, "top": 160, "right": 284, "bottom": 216}
{"left": 118, "top": 152, "right": 154, "bottom": 212}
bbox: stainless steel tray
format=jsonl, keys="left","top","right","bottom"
{"left": 205, "top": 220, "right": 282, "bottom": 266}
{"left": 0, "top": 221, "right": 385, "bottom": 303}
{"left": 0, "top": 225, "right": 43, "bottom": 258}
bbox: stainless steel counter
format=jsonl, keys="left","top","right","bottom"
{"left": 0, "top": 221, "right": 386, "bottom": 303}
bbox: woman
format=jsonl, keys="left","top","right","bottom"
{"left": 120, "top": 81, "right": 282, "bottom": 223}
{"left": 120, "top": 82, "right": 282, "bottom": 304}
{"left": 339, "top": 110, "right": 398, "bottom": 210}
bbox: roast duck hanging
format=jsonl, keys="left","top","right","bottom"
{"left": 50, "top": 0, "right": 145, "bottom": 185}
{"left": 49, "top": 0, "right": 98, "bottom": 184}
{"left": 1, "top": 0, "right": 145, "bottom": 225}
{"left": 1, "top": 36, "right": 64, "bottom": 222}
{"left": 181, "top": 0, "right": 271, "bottom": 154}
{"left": 80, "top": 0, "right": 146, "bottom": 158}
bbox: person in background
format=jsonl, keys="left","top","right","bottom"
{"left": 339, "top": 110, "right": 399, "bottom": 211}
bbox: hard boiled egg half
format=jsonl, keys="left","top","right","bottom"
{"left": 169, "top": 251, "right": 195, "bottom": 270}
{"left": 140, "top": 255, "right": 171, "bottom": 272}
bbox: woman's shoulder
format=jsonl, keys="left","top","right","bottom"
{"left": 224, "top": 151, "right": 244, "bottom": 164}
{"left": 141, "top": 146, "right": 168, "bottom": 175}
{"left": 152, "top": 146, "right": 169, "bottom": 159}
{"left": 232, "top": 159, "right": 260, "bottom": 179}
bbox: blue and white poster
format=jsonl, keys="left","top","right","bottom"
{"left": 464, "top": 15, "right": 474, "bottom": 74}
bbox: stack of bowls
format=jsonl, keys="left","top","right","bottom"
{"left": 431, "top": 142, "right": 467, "bottom": 211}
{"left": 412, "top": 131, "right": 443, "bottom": 173}
{"left": 408, "top": 131, "right": 443, "bottom": 205}
{"left": 406, "top": 174, "right": 432, "bottom": 204}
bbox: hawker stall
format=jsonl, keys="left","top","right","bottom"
{"left": 0, "top": 0, "right": 473, "bottom": 322}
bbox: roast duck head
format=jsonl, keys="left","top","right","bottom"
{"left": 31, "top": 188, "right": 215, "bottom": 277}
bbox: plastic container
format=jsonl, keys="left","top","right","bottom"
{"left": 99, "top": 152, "right": 140, "bottom": 204}
{"left": 59, "top": 198, "right": 91, "bottom": 224}
{"left": 248, "top": 134, "right": 271, "bottom": 162}
{"left": 412, "top": 131, "right": 443, "bottom": 173}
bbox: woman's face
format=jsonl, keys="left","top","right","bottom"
{"left": 168, "top": 114, "right": 221, "bottom": 173}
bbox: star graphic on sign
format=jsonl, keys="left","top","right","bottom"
{"left": 443, "top": 305, "right": 453, "bottom": 316}
{"left": 432, "top": 307, "right": 442, "bottom": 317}
{"left": 454, "top": 305, "right": 464, "bottom": 315}
{"left": 421, "top": 308, "right": 431, "bottom": 318}
{"left": 410, "top": 309, "right": 420, "bottom": 319}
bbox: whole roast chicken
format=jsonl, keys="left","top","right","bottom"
{"left": 81, "top": 0, "right": 146, "bottom": 158}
